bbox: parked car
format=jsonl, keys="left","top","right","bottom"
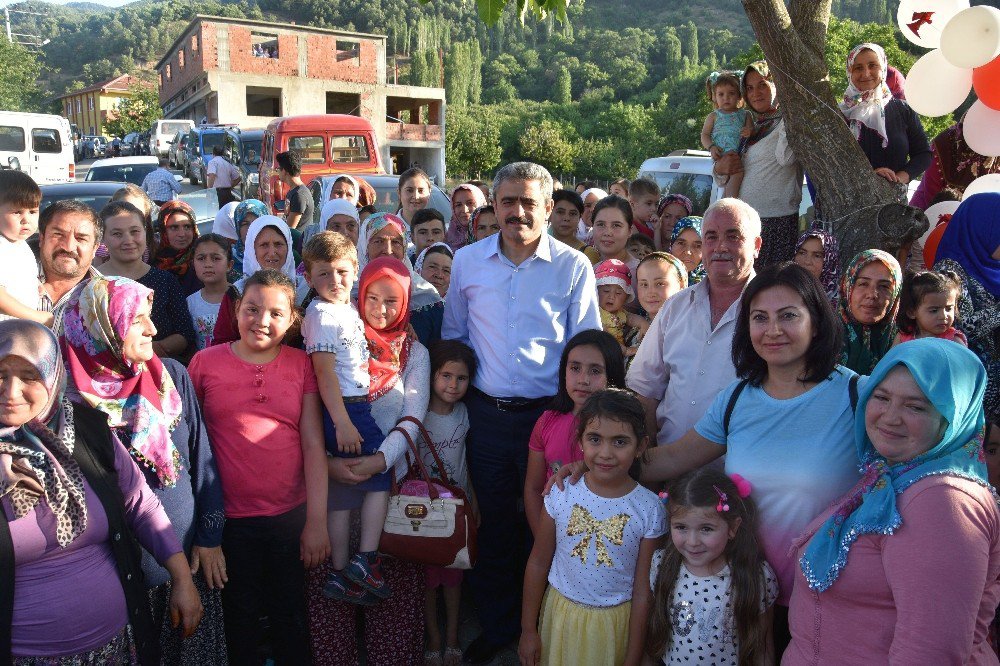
{"left": 259, "top": 114, "right": 384, "bottom": 215}
{"left": 82, "top": 135, "right": 108, "bottom": 159}
{"left": 185, "top": 124, "right": 240, "bottom": 187}
{"left": 84, "top": 156, "right": 167, "bottom": 186}
{"left": 237, "top": 129, "right": 264, "bottom": 200}
{"left": 151, "top": 119, "right": 194, "bottom": 159}
{"left": 0, "top": 111, "right": 75, "bottom": 183}
{"left": 168, "top": 131, "right": 189, "bottom": 169}
{"left": 307, "top": 174, "right": 452, "bottom": 228}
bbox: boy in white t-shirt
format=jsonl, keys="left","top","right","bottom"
{"left": 0, "top": 172, "right": 51, "bottom": 326}
{"left": 301, "top": 230, "right": 391, "bottom": 606}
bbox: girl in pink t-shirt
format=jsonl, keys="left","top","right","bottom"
{"left": 523, "top": 329, "right": 626, "bottom": 536}
{"left": 188, "top": 269, "right": 330, "bottom": 664}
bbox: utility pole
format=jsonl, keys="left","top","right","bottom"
{"left": 3, "top": 3, "right": 48, "bottom": 49}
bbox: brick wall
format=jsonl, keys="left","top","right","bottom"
{"left": 159, "top": 24, "right": 212, "bottom": 104}
{"left": 305, "top": 34, "right": 379, "bottom": 84}
{"left": 228, "top": 27, "right": 300, "bottom": 77}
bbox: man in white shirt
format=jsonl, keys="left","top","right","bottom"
{"left": 206, "top": 144, "right": 241, "bottom": 206}
{"left": 443, "top": 161, "right": 601, "bottom": 663}
{"left": 626, "top": 197, "right": 762, "bottom": 446}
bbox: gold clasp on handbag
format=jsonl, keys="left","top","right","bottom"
{"left": 405, "top": 504, "right": 428, "bottom": 519}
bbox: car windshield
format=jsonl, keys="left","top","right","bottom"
{"left": 369, "top": 182, "right": 452, "bottom": 224}
{"left": 637, "top": 171, "right": 713, "bottom": 215}
{"left": 242, "top": 140, "right": 262, "bottom": 165}
{"left": 161, "top": 122, "right": 190, "bottom": 136}
{"left": 201, "top": 133, "right": 227, "bottom": 153}
{"left": 86, "top": 164, "right": 158, "bottom": 185}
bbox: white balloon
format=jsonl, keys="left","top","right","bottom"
{"left": 963, "top": 173, "right": 1000, "bottom": 198}
{"left": 919, "top": 201, "right": 961, "bottom": 246}
{"left": 897, "top": 0, "right": 969, "bottom": 49}
{"left": 940, "top": 6, "right": 1000, "bottom": 68}
{"left": 963, "top": 100, "right": 1000, "bottom": 157}
{"left": 905, "top": 50, "right": 973, "bottom": 117}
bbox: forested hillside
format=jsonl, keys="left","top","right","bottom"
{"left": 3, "top": 0, "right": 996, "bottom": 179}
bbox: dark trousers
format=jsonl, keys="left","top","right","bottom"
{"left": 221, "top": 504, "right": 310, "bottom": 665}
{"left": 465, "top": 391, "right": 548, "bottom": 647}
{"left": 215, "top": 187, "right": 235, "bottom": 207}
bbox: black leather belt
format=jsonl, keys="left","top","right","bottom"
{"left": 471, "top": 386, "right": 552, "bottom": 412}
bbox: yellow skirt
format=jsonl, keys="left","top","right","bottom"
{"left": 538, "top": 586, "right": 632, "bottom": 666}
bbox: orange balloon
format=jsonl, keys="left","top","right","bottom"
{"left": 924, "top": 219, "right": 950, "bottom": 268}
{"left": 974, "top": 54, "right": 1000, "bottom": 111}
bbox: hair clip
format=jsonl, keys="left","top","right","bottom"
{"left": 658, "top": 491, "right": 669, "bottom": 506}
{"left": 713, "top": 485, "right": 730, "bottom": 513}
{"left": 708, "top": 71, "right": 722, "bottom": 84}
{"left": 729, "top": 474, "right": 752, "bottom": 499}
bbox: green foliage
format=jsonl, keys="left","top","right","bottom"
{"left": 554, "top": 66, "right": 572, "bottom": 104}
{"left": 445, "top": 106, "right": 502, "bottom": 178}
{"left": 104, "top": 85, "right": 162, "bottom": 138}
{"left": 0, "top": 39, "right": 42, "bottom": 112}
{"left": 519, "top": 118, "right": 577, "bottom": 174}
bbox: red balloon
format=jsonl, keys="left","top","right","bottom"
{"left": 974, "top": 54, "right": 1000, "bottom": 111}
{"left": 924, "top": 218, "right": 950, "bottom": 268}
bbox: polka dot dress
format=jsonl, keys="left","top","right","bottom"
{"left": 650, "top": 551, "right": 778, "bottom": 664}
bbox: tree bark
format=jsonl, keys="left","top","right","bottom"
{"left": 740, "top": 0, "right": 928, "bottom": 267}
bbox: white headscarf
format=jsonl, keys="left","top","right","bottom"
{"left": 414, "top": 241, "right": 453, "bottom": 274}
{"left": 356, "top": 213, "right": 442, "bottom": 311}
{"left": 237, "top": 215, "right": 309, "bottom": 303}
{"left": 577, "top": 188, "right": 609, "bottom": 244}
{"left": 331, "top": 174, "right": 360, "bottom": 205}
{"left": 211, "top": 201, "right": 240, "bottom": 241}
{"left": 839, "top": 42, "right": 893, "bottom": 148}
{"left": 319, "top": 198, "right": 360, "bottom": 226}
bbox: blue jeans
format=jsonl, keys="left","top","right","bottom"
{"left": 465, "top": 391, "right": 548, "bottom": 647}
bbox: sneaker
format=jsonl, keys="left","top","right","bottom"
{"left": 343, "top": 552, "right": 391, "bottom": 599}
{"left": 322, "top": 570, "right": 379, "bottom": 606}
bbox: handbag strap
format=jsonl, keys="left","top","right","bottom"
{"left": 388, "top": 424, "right": 441, "bottom": 501}
{"left": 396, "top": 415, "right": 452, "bottom": 484}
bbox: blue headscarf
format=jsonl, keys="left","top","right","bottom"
{"left": 669, "top": 216, "right": 706, "bottom": 285}
{"left": 800, "top": 338, "right": 990, "bottom": 592}
{"left": 232, "top": 199, "right": 269, "bottom": 270}
{"left": 935, "top": 193, "right": 1000, "bottom": 298}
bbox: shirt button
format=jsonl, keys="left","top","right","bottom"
{"left": 114, "top": 532, "right": 122, "bottom": 542}
{"left": 509, "top": 323, "right": 515, "bottom": 328}
{"left": 699, "top": 370, "right": 705, "bottom": 375}
{"left": 126, "top": 573, "right": 133, "bottom": 581}
{"left": 706, "top": 340, "right": 712, "bottom": 345}
{"left": 690, "top": 400, "right": 696, "bottom": 405}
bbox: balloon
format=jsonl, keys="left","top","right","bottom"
{"left": 897, "top": 0, "right": 969, "bottom": 49}
{"left": 963, "top": 173, "right": 1000, "bottom": 198}
{"left": 905, "top": 50, "right": 973, "bottom": 117}
{"left": 924, "top": 221, "right": 949, "bottom": 269}
{"left": 919, "top": 200, "right": 960, "bottom": 248}
{"left": 963, "top": 101, "right": 1000, "bottom": 157}
{"left": 973, "top": 54, "right": 1000, "bottom": 111}
{"left": 940, "top": 6, "right": 1000, "bottom": 69}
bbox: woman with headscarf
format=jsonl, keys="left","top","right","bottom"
{"left": 304, "top": 198, "right": 361, "bottom": 249}
{"left": 933, "top": 192, "right": 1000, "bottom": 420}
{"left": 447, "top": 183, "right": 487, "bottom": 252}
{"left": 61, "top": 275, "right": 227, "bottom": 664}
{"left": 414, "top": 241, "right": 454, "bottom": 299}
{"left": 210, "top": 201, "right": 240, "bottom": 244}
{"left": 155, "top": 200, "right": 203, "bottom": 296}
{"left": 330, "top": 174, "right": 360, "bottom": 205}
{"left": 0, "top": 319, "right": 202, "bottom": 664}
{"left": 911, "top": 117, "right": 1000, "bottom": 209}
{"left": 668, "top": 216, "right": 707, "bottom": 286}
{"left": 785, "top": 339, "right": 1000, "bottom": 664}
{"left": 211, "top": 215, "right": 310, "bottom": 346}
{"left": 840, "top": 43, "right": 931, "bottom": 199}
{"left": 231, "top": 199, "right": 269, "bottom": 274}
{"left": 793, "top": 229, "right": 841, "bottom": 305}
{"left": 736, "top": 60, "right": 804, "bottom": 267}
{"left": 357, "top": 212, "right": 444, "bottom": 347}
{"left": 839, "top": 248, "right": 903, "bottom": 374}
{"left": 308, "top": 255, "right": 431, "bottom": 666}
{"left": 653, "top": 193, "right": 692, "bottom": 252}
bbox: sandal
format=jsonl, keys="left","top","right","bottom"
{"left": 443, "top": 647, "right": 462, "bottom": 666}
{"left": 424, "top": 649, "right": 443, "bottom": 666}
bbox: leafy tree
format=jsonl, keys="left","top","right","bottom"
{"left": 554, "top": 66, "right": 572, "bottom": 104}
{"left": 518, "top": 118, "right": 577, "bottom": 174}
{"left": 104, "top": 84, "right": 162, "bottom": 138}
{"left": 446, "top": 107, "right": 502, "bottom": 178}
{"left": 0, "top": 40, "right": 41, "bottom": 111}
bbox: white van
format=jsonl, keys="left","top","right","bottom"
{"left": 150, "top": 119, "right": 194, "bottom": 158}
{"left": 0, "top": 111, "right": 75, "bottom": 184}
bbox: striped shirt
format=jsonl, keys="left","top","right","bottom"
{"left": 141, "top": 167, "right": 181, "bottom": 202}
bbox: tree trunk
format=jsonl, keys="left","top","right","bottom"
{"left": 740, "top": 0, "right": 928, "bottom": 267}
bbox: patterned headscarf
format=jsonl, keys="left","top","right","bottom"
{"left": 657, "top": 194, "right": 693, "bottom": 219}
{"left": 61, "top": 276, "right": 183, "bottom": 487}
{"left": 741, "top": 61, "right": 784, "bottom": 150}
{"left": 794, "top": 230, "right": 841, "bottom": 303}
{"left": 232, "top": 199, "right": 269, "bottom": 269}
{"left": 154, "top": 200, "right": 199, "bottom": 278}
{"left": 839, "top": 43, "right": 893, "bottom": 148}
{"left": 839, "top": 249, "right": 903, "bottom": 374}
{"left": 669, "top": 216, "right": 707, "bottom": 285}
{"left": 800, "top": 339, "right": 990, "bottom": 592}
{"left": 357, "top": 212, "right": 408, "bottom": 271}
{"left": 468, "top": 206, "right": 495, "bottom": 245}
{"left": 446, "top": 183, "right": 488, "bottom": 252}
{"left": 0, "top": 320, "right": 88, "bottom": 548}
{"left": 360, "top": 257, "right": 413, "bottom": 401}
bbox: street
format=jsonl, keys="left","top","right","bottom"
{"left": 74, "top": 157, "right": 202, "bottom": 195}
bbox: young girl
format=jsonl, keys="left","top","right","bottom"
{"left": 519, "top": 388, "right": 665, "bottom": 666}
{"left": 187, "top": 234, "right": 234, "bottom": 350}
{"left": 594, "top": 258, "right": 650, "bottom": 358}
{"left": 701, "top": 72, "right": 753, "bottom": 199}
{"left": 646, "top": 468, "right": 778, "bottom": 665}
{"left": 187, "top": 269, "right": 330, "bottom": 664}
{"left": 635, "top": 252, "right": 688, "bottom": 321}
{"left": 524, "top": 330, "right": 626, "bottom": 536}
{"left": 419, "top": 340, "right": 479, "bottom": 666}
{"left": 893, "top": 270, "right": 968, "bottom": 346}
{"left": 592, "top": 195, "right": 638, "bottom": 276}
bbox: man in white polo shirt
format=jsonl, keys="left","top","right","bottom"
{"left": 205, "top": 144, "right": 241, "bottom": 206}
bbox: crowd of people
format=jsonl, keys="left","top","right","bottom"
{"left": 1, "top": 42, "right": 1000, "bottom": 666}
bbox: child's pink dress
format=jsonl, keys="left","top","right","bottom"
{"left": 897, "top": 327, "right": 968, "bottom": 346}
